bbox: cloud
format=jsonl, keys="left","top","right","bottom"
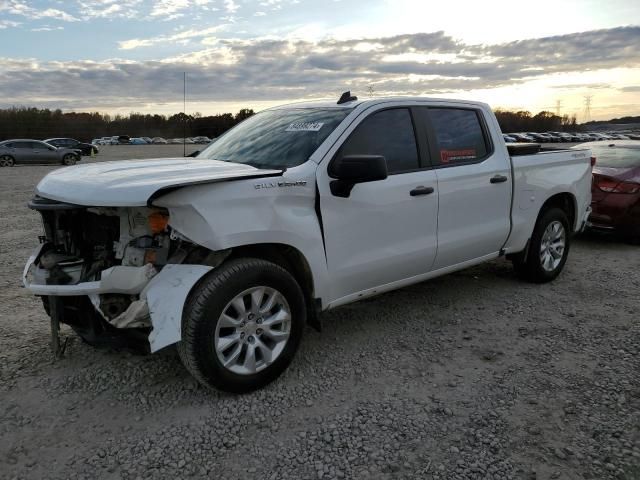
{"left": 150, "top": 0, "right": 191, "bottom": 17}
{"left": 620, "top": 86, "right": 640, "bottom": 92}
{"left": 0, "top": 26, "right": 639, "bottom": 110}
{"left": 119, "top": 25, "right": 228, "bottom": 50}
{"left": 31, "top": 25, "right": 64, "bottom": 31}
{"left": 0, "top": 1, "right": 79, "bottom": 21}
{"left": 0, "top": 19, "right": 20, "bottom": 28}
{"left": 77, "top": 0, "right": 143, "bottom": 19}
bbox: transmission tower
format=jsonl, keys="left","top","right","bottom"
{"left": 367, "top": 84, "right": 375, "bottom": 97}
{"left": 584, "top": 95, "right": 593, "bottom": 123}
{"left": 555, "top": 99, "right": 562, "bottom": 116}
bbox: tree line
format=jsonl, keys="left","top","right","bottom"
{"left": 0, "top": 107, "right": 255, "bottom": 142}
{"left": 494, "top": 110, "right": 579, "bottom": 133}
{"left": 0, "top": 106, "right": 581, "bottom": 142}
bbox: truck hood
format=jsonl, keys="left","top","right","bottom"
{"left": 35, "top": 158, "right": 282, "bottom": 207}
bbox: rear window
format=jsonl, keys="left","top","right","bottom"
{"left": 589, "top": 145, "right": 640, "bottom": 168}
{"left": 423, "top": 108, "right": 489, "bottom": 166}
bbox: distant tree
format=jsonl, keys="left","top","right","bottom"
{"left": 0, "top": 107, "right": 257, "bottom": 141}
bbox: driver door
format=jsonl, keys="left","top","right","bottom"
{"left": 317, "top": 107, "right": 439, "bottom": 305}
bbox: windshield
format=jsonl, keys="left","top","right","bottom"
{"left": 589, "top": 144, "right": 640, "bottom": 168}
{"left": 197, "top": 108, "right": 352, "bottom": 169}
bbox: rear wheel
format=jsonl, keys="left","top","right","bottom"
{"left": 0, "top": 155, "right": 15, "bottom": 167}
{"left": 178, "top": 258, "right": 305, "bottom": 393}
{"left": 513, "top": 207, "right": 571, "bottom": 283}
{"left": 62, "top": 154, "right": 77, "bottom": 166}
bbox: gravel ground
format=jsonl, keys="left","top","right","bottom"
{"left": 0, "top": 146, "right": 638, "bottom": 480}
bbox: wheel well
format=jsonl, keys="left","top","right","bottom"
{"left": 227, "top": 243, "right": 315, "bottom": 300}
{"left": 539, "top": 193, "right": 576, "bottom": 231}
{"left": 508, "top": 192, "right": 577, "bottom": 263}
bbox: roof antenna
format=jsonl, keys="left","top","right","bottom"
{"left": 337, "top": 91, "right": 358, "bottom": 105}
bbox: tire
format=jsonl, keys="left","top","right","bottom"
{"left": 0, "top": 155, "right": 15, "bottom": 167}
{"left": 512, "top": 207, "right": 571, "bottom": 283}
{"left": 62, "top": 154, "right": 77, "bottom": 166}
{"left": 178, "top": 258, "right": 306, "bottom": 393}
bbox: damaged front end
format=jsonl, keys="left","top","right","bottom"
{"left": 24, "top": 196, "right": 213, "bottom": 354}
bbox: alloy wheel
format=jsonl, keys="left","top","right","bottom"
{"left": 540, "top": 220, "right": 566, "bottom": 272}
{"left": 214, "top": 286, "right": 292, "bottom": 375}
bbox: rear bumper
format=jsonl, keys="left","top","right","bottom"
{"left": 588, "top": 195, "right": 640, "bottom": 234}
{"left": 579, "top": 206, "right": 592, "bottom": 233}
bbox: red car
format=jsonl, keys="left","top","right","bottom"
{"left": 581, "top": 140, "right": 640, "bottom": 241}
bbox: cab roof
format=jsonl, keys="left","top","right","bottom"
{"left": 268, "top": 96, "right": 491, "bottom": 111}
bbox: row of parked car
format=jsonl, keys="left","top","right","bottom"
{"left": 502, "top": 131, "right": 640, "bottom": 143}
{"left": 91, "top": 135, "right": 213, "bottom": 145}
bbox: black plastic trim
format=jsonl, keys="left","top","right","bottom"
{"left": 28, "top": 195, "right": 83, "bottom": 211}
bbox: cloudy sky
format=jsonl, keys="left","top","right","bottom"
{"left": 0, "top": 0, "right": 639, "bottom": 120}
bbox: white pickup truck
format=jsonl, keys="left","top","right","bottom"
{"left": 23, "top": 94, "right": 593, "bottom": 392}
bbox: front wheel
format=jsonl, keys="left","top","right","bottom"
{"left": 513, "top": 207, "right": 571, "bottom": 283}
{"left": 0, "top": 155, "right": 15, "bottom": 167}
{"left": 62, "top": 154, "right": 77, "bottom": 166}
{"left": 178, "top": 258, "right": 306, "bottom": 393}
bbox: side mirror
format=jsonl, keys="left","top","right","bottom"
{"left": 328, "top": 154, "right": 388, "bottom": 197}
{"left": 187, "top": 150, "right": 200, "bottom": 158}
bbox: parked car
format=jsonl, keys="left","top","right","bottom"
{"left": 0, "top": 139, "right": 81, "bottom": 166}
{"left": 526, "top": 132, "right": 549, "bottom": 143}
{"left": 168, "top": 138, "right": 182, "bottom": 144}
{"left": 23, "top": 95, "right": 592, "bottom": 392}
{"left": 193, "top": 136, "right": 212, "bottom": 144}
{"left": 503, "top": 134, "right": 517, "bottom": 143}
{"left": 152, "top": 137, "right": 168, "bottom": 144}
{"left": 117, "top": 135, "right": 131, "bottom": 144}
{"left": 129, "top": 138, "right": 148, "bottom": 145}
{"left": 45, "top": 138, "right": 98, "bottom": 156}
{"left": 511, "top": 133, "right": 535, "bottom": 143}
{"left": 141, "top": 137, "right": 153, "bottom": 144}
{"left": 579, "top": 140, "right": 640, "bottom": 242}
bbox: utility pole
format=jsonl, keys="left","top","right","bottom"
{"left": 183, "top": 72, "right": 186, "bottom": 157}
{"left": 583, "top": 95, "right": 593, "bottom": 123}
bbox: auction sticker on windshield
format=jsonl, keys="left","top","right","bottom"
{"left": 286, "top": 122, "right": 324, "bottom": 132}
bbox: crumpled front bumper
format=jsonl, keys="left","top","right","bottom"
{"left": 23, "top": 244, "right": 212, "bottom": 352}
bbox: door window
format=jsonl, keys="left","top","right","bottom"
{"left": 31, "top": 142, "right": 49, "bottom": 150}
{"left": 339, "top": 108, "right": 419, "bottom": 174}
{"left": 12, "top": 142, "right": 32, "bottom": 149}
{"left": 423, "top": 108, "right": 489, "bottom": 166}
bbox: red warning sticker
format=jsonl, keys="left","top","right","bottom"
{"left": 440, "top": 149, "right": 477, "bottom": 164}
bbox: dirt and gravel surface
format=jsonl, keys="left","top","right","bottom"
{"left": 1, "top": 145, "right": 638, "bottom": 480}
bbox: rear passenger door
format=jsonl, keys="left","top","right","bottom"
{"left": 11, "top": 141, "right": 36, "bottom": 163}
{"left": 318, "top": 106, "right": 439, "bottom": 303}
{"left": 415, "top": 107, "right": 512, "bottom": 269}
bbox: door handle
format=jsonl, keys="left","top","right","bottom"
{"left": 410, "top": 186, "right": 435, "bottom": 196}
{"left": 490, "top": 175, "right": 508, "bottom": 184}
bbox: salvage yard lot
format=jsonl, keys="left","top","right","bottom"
{"left": 1, "top": 146, "right": 638, "bottom": 480}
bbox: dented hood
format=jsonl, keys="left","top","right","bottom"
{"left": 35, "top": 158, "right": 282, "bottom": 206}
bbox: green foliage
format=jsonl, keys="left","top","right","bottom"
{"left": 0, "top": 107, "right": 256, "bottom": 141}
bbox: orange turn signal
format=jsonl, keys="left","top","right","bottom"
{"left": 148, "top": 211, "right": 169, "bottom": 234}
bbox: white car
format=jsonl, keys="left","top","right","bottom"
{"left": 23, "top": 94, "right": 593, "bottom": 393}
